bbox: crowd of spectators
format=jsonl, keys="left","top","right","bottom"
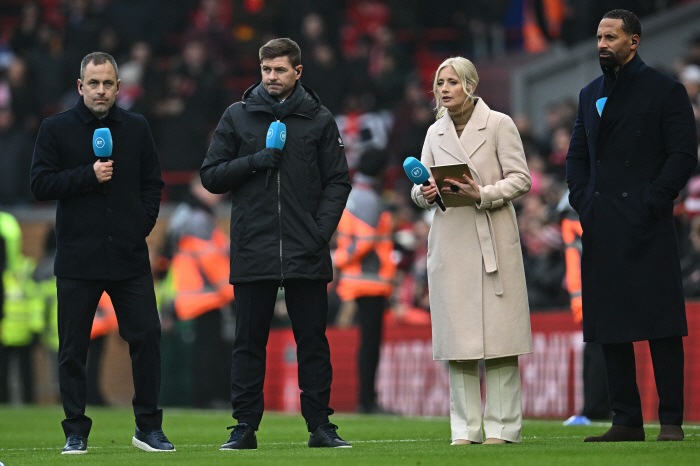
{"left": 0, "top": 0, "right": 699, "bottom": 319}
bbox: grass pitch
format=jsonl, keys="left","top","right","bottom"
{"left": 0, "top": 406, "right": 698, "bottom": 465}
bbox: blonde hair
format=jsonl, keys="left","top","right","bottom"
{"left": 433, "top": 57, "right": 479, "bottom": 120}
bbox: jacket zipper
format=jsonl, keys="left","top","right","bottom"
{"left": 274, "top": 118, "right": 284, "bottom": 289}
{"left": 273, "top": 111, "right": 315, "bottom": 289}
{"left": 278, "top": 166, "right": 284, "bottom": 289}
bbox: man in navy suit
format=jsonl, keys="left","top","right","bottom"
{"left": 566, "top": 10, "right": 697, "bottom": 442}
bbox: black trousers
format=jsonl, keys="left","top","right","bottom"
{"left": 231, "top": 279, "right": 333, "bottom": 432}
{"left": 602, "top": 336, "right": 684, "bottom": 427}
{"left": 356, "top": 296, "right": 386, "bottom": 409}
{"left": 57, "top": 275, "right": 163, "bottom": 438}
{"left": 582, "top": 342, "right": 611, "bottom": 420}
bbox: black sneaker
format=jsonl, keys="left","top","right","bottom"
{"left": 62, "top": 435, "right": 87, "bottom": 454}
{"left": 220, "top": 423, "right": 257, "bottom": 450}
{"left": 308, "top": 423, "right": 352, "bottom": 448}
{"left": 132, "top": 427, "right": 176, "bottom": 452}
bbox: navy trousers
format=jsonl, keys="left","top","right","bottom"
{"left": 602, "top": 336, "right": 684, "bottom": 427}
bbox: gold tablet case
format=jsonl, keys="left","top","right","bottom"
{"left": 430, "top": 163, "right": 475, "bottom": 207}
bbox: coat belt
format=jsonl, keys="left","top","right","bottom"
{"left": 474, "top": 208, "right": 504, "bottom": 296}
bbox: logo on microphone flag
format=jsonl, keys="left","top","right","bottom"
{"left": 95, "top": 137, "right": 105, "bottom": 148}
{"left": 280, "top": 130, "right": 286, "bottom": 142}
{"left": 411, "top": 167, "right": 423, "bottom": 178}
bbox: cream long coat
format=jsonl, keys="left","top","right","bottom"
{"left": 411, "top": 99, "right": 533, "bottom": 360}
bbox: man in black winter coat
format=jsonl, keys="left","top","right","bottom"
{"left": 566, "top": 10, "right": 698, "bottom": 443}
{"left": 200, "top": 38, "right": 351, "bottom": 449}
{"left": 30, "top": 52, "right": 174, "bottom": 454}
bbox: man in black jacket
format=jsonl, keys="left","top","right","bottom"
{"left": 30, "top": 52, "right": 174, "bottom": 454}
{"left": 566, "top": 10, "right": 697, "bottom": 442}
{"left": 201, "top": 38, "right": 351, "bottom": 449}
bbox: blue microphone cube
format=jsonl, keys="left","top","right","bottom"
{"left": 93, "top": 128, "right": 113, "bottom": 159}
{"left": 403, "top": 157, "right": 430, "bottom": 185}
{"left": 266, "top": 121, "right": 286, "bottom": 150}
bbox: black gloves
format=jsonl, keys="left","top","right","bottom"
{"left": 249, "top": 147, "right": 283, "bottom": 171}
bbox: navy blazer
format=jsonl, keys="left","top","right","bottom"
{"left": 31, "top": 97, "right": 164, "bottom": 280}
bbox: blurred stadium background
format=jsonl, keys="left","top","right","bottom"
{"left": 1, "top": 0, "right": 700, "bottom": 423}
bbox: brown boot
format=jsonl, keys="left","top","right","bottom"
{"left": 584, "top": 425, "right": 645, "bottom": 442}
{"left": 657, "top": 425, "right": 683, "bottom": 441}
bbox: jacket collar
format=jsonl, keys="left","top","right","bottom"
{"left": 436, "top": 97, "right": 489, "bottom": 135}
{"left": 435, "top": 98, "right": 489, "bottom": 184}
{"left": 75, "top": 96, "right": 123, "bottom": 124}
{"left": 601, "top": 52, "right": 647, "bottom": 81}
{"left": 242, "top": 82, "right": 321, "bottom": 119}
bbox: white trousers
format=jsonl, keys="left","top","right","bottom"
{"left": 448, "top": 356, "right": 523, "bottom": 443}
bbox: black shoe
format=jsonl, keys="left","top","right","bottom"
{"left": 62, "top": 435, "right": 88, "bottom": 454}
{"left": 309, "top": 423, "right": 352, "bottom": 448}
{"left": 132, "top": 427, "right": 176, "bottom": 452}
{"left": 220, "top": 423, "right": 257, "bottom": 450}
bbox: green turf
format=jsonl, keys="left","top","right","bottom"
{"left": 0, "top": 406, "right": 698, "bottom": 465}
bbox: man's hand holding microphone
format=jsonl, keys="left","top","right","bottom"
{"left": 249, "top": 147, "right": 283, "bottom": 172}
{"left": 93, "top": 128, "right": 113, "bottom": 184}
{"left": 257, "top": 121, "right": 286, "bottom": 187}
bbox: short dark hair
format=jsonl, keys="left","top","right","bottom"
{"left": 603, "top": 9, "right": 642, "bottom": 38}
{"left": 80, "top": 51, "right": 119, "bottom": 80}
{"left": 259, "top": 38, "right": 301, "bottom": 68}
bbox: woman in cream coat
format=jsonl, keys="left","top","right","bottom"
{"left": 411, "top": 57, "right": 532, "bottom": 445}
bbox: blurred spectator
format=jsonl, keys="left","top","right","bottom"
{"left": 547, "top": 126, "right": 572, "bottom": 179}
{"left": 0, "top": 106, "right": 34, "bottom": 206}
{"left": 386, "top": 77, "right": 433, "bottom": 173}
{"left": 513, "top": 114, "right": 543, "bottom": 159}
{"left": 151, "top": 39, "right": 224, "bottom": 200}
{"left": 185, "top": 0, "right": 238, "bottom": 75}
{"left": 5, "top": 57, "right": 41, "bottom": 133}
{"left": 681, "top": 215, "right": 700, "bottom": 297}
{"left": 679, "top": 64, "right": 700, "bottom": 116}
{"left": 24, "top": 23, "right": 78, "bottom": 118}
{"left": 116, "top": 41, "right": 158, "bottom": 114}
{"left": 335, "top": 148, "right": 396, "bottom": 414}
{"left": 10, "top": 1, "right": 41, "bottom": 58}
{"left": 102, "top": 0, "right": 165, "bottom": 57}
{"left": 62, "top": 0, "right": 102, "bottom": 59}
{"left": 301, "top": 42, "right": 345, "bottom": 115}
{"left": 336, "top": 94, "right": 392, "bottom": 169}
{"left": 160, "top": 176, "right": 234, "bottom": 408}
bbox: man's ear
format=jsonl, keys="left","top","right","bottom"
{"left": 77, "top": 79, "right": 83, "bottom": 95}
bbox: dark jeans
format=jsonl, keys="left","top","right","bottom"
{"left": 231, "top": 279, "right": 333, "bottom": 432}
{"left": 356, "top": 296, "right": 386, "bottom": 409}
{"left": 57, "top": 275, "right": 163, "bottom": 438}
{"left": 602, "top": 336, "right": 684, "bottom": 427}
